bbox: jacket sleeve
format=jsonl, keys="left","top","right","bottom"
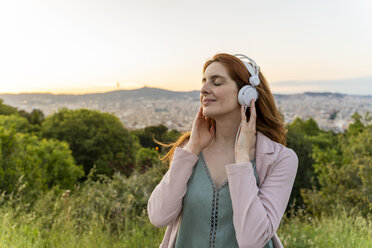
{"left": 147, "top": 147, "right": 199, "bottom": 228}
{"left": 225, "top": 147, "right": 298, "bottom": 248}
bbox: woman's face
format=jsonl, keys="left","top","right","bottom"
{"left": 200, "top": 62, "right": 240, "bottom": 118}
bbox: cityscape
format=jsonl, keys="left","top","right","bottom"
{"left": 1, "top": 87, "right": 371, "bottom": 133}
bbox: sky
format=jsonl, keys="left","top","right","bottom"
{"left": 0, "top": 0, "right": 371, "bottom": 95}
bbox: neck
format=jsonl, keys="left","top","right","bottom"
{"left": 213, "top": 120, "right": 241, "bottom": 150}
{"left": 209, "top": 108, "right": 257, "bottom": 159}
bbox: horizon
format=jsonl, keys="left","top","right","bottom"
{"left": 0, "top": 83, "right": 371, "bottom": 97}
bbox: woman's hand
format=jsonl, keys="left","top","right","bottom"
{"left": 184, "top": 105, "right": 215, "bottom": 155}
{"left": 235, "top": 99, "right": 257, "bottom": 163}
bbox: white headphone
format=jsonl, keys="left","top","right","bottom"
{"left": 234, "top": 54, "right": 261, "bottom": 112}
{"left": 233, "top": 54, "right": 261, "bottom": 162}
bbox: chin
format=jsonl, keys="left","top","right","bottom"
{"left": 202, "top": 109, "right": 212, "bottom": 117}
{"left": 203, "top": 108, "right": 218, "bottom": 118}
{"left": 203, "top": 105, "right": 237, "bottom": 119}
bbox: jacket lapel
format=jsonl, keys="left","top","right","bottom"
{"left": 255, "top": 131, "right": 277, "bottom": 186}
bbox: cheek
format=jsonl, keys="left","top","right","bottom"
{"left": 219, "top": 89, "right": 237, "bottom": 101}
{"left": 222, "top": 92, "right": 239, "bottom": 108}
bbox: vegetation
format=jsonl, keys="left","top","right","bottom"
{"left": 0, "top": 98, "right": 371, "bottom": 247}
{"left": 302, "top": 112, "right": 372, "bottom": 217}
{"left": 0, "top": 126, "right": 84, "bottom": 205}
{"left": 0, "top": 99, "right": 18, "bottom": 116}
{"left": 41, "top": 108, "right": 139, "bottom": 178}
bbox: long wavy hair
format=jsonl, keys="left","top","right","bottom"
{"left": 155, "top": 53, "right": 287, "bottom": 167}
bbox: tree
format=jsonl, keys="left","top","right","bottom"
{"left": 0, "top": 115, "right": 33, "bottom": 133}
{"left": 302, "top": 114, "right": 372, "bottom": 217}
{"left": 286, "top": 117, "right": 328, "bottom": 209}
{"left": 0, "top": 99, "right": 18, "bottom": 116}
{"left": 345, "top": 111, "right": 372, "bottom": 137}
{"left": 132, "top": 124, "right": 168, "bottom": 148}
{"left": 130, "top": 125, "right": 181, "bottom": 154}
{"left": 41, "top": 108, "right": 138, "bottom": 178}
{"left": 18, "top": 109, "right": 45, "bottom": 125}
{"left": 329, "top": 110, "right": 338, "bottom": 120}
{"left": 162, "top": 129, "right": 182, "bottom": 145}
{"left": 0, "top": 126, "right": 84, "bottom": 202}
{"left": 131, "top": 129, "right": 154, "bottom": 149}
{"left": 29, "top": 109, "right": 45, "bottom": 125}
{"left": 135, "top": 147, "right": 160, "bottom": 173}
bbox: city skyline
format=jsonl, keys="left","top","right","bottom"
{"left": 1, "top": 76, "right": 372, "bottom": 96}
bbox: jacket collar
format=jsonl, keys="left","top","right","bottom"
{"left": 256, "top": 131, "right": 275, "bottom": 155}
{"left": 255, "top": 131, "right": 277, "bottom": 186}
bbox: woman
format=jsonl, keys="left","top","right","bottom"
{"left": 148, "top": 53, "right": 298, "bottom": 248}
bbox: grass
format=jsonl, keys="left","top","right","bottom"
{"left": 0, "top": 173, "right": 370, "bottom": 248}
{"left": 278, "top": 208, "right": 372, "bottom": 248}
{"left": 0, "top": 206, "right": 165, "bottom": 248}
{"left": 0, "top": 205, "right": 371, "bottom": 248}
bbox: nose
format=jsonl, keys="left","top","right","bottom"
{"left": 200, "top": 84, "right": 210, "bottom": 103}
{"left": 200, "top": 83, "right": 210, "bottom": 95}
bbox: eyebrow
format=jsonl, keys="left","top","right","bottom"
{"left": 201, "top": 75, "right": 226, "bottom": 83}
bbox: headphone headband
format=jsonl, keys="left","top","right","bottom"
{"left": 233, "top": 54, "right": 260, "bottom": 87}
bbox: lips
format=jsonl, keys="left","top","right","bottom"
{"left": 203, "top": 100, "right": 216, "bottom": 104}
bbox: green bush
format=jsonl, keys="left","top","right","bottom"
{"left": 130, "top": 125, "right": 181, "bottom": 154}
{"left": 0, "top": 99, "right": 18, "bottom": 116}
{"left": 135, "top": 147, "right": 160, "bottom": 173}
{"left": 285, "top": 117, "right": 338, "bottom": 209}
{"left": 0, "top": 115, "right": 40, "bottom": 135}
{"left": 29, "top": 160, "right": 167, "bottom": 235}
{"left": 0, "top": 126, "right": 84, "bottom": 204}
{"left": 302, "top": 112, "right": 372, "bottom": 217}
{"left": 41, "top": 108, "right": 139, "bottom": 178}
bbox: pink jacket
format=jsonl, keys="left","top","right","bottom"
{"left": 147, "top": 131, "right": 298, "bottom": 248}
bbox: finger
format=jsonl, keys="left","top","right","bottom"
{"left": 209, "top": 120, "right": 215, "bottom": 133}
{"left": 197, "top": 105, "right": 203, "bottom": 119}
{"left": 240, "top": 104, "right": 247, "bottom": 122}
{"left": 201, "top": 107, "right": 208, "bottom": 119}
{"left": 198, "top": 106, "right": 209, "bottom": 122}
{"left": 249, "top": 99, "right": 256, "bottom": 119}
{"left": 248, "top": 99, "right": 257, "bottom": 132}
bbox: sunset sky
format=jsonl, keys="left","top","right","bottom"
{"left": 0, "top": 0, "right": 371, "bottom": 95}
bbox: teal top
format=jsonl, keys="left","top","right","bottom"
{"left": 175, "top": 152, "right": 274, "bottom": 248}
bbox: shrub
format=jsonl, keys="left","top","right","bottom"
{"left": 0, "top": 126, "right": 84, "bottom": 205}
{"left": 41, "top": 108, "right": 139, "bottom": 178}
{"left": 302, "top": 113, "right": 372, "bottom": 217}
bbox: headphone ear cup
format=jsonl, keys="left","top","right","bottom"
{"left": 238, "top": 85, "right": 258, "bottom": 107}
{"left": 249, "top": 75, "right": 260, "bottom": 87}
